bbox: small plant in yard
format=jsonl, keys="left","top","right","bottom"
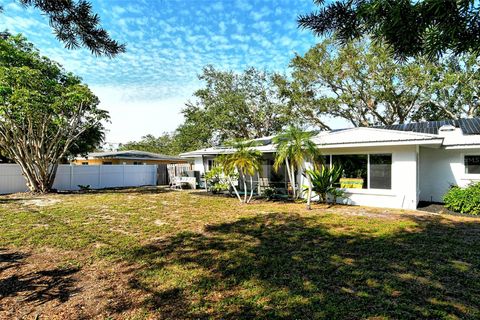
{"left": 204, "top": 166, "right": 232, "bottom": 194}
{"left": 261, "top": 186, "right": 277, "bottom": 200}
{"left": 78, "top": 184, "right": 91, "bottom": 191}
{"left": 305, "top": 165, "right": 344, "bottom": 204}
{"left": 444, "top": 182, "right": 480, "bottom": 215}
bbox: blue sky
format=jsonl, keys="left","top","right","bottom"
{"left": 0, "top": 0, "right": 328, "bottom": 143}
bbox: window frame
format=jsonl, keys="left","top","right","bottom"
{"left": 322, "top": 153, "right": 392, "bottom": 190}
{"left": 463, "top": 153, "right": 480, "bottom": 177}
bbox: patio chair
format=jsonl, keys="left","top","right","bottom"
{"left": 170, "top": 176, "right": 183, "bottom": 190}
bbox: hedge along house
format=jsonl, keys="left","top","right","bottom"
{"left": 180, "top": 118, "right": 480, "bottom": 210}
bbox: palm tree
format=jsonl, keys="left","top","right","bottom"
{"left": 219, "top": 140, "right": 263, "bottom": 204}
{"left": 273, "top": 126, "right": 319, "bottom": 209}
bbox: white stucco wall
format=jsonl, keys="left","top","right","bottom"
{"left": 419, "top": 147, "right": 480, "bottom": 202}
{"left": 317, "top": 145, "right": 419, "bottom": 210}
{"left": 193, "top": 157, "right": 205, "bottom": 174}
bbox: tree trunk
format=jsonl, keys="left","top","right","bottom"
{"left": 228, "top": 175, "right": 242, "bottom": 203}
{"left": 241, "top": 170, "right": 248, "bottom": 203}
{"left": 285, "top": 157, "right": 295, "bottom": 199}
{"left": 306, "top": 174, "right": 312, "bottom": 210}
{"left": 247, "top": 173, "right": 255, "bottom": 203}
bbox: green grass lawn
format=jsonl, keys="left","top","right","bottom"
{"left": 1, "top": 187, "right": 480, "bottom": 319}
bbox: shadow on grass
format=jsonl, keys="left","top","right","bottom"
{"left": 0, "top": 249, "right": 80, "bottom": 305}
{"left": 57, "top": 185, "right": 175, "bottom": 195}
{"left": 123, "top": 213, "right": 480, "bottom": 319}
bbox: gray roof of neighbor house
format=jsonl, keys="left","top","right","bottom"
{"left": 84, "top": 150, "right": 186, "bottom": 162}
{"left": 377, "top": 117, "right": 480, "bottom": 135}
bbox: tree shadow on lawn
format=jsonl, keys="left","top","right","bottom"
{"left": 125, "top": 213, "right": 480, "bottom": 319}
{"left": 58, "top": 185, "right": 175, "bottom": 195}
{"left": 0, "top": 248, "right": 80, "bottom": 306}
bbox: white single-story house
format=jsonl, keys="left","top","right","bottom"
{"left": 180, "top": 118, "right": 480, "bottom": 210}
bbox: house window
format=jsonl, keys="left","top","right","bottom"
{"left": 133, "top": 161, "right": 144, "bottom": 165}
{"left": 369, "top": 154, "right": 392, "bottom": 189}
{"left": 325, "top": 154, "right": 392, "bottom": 190}
{"left": 332, "top": 155, "right": 368, "bottom": 189}
{"left": 318, "top": 155, "right": 330, "bottom": 169}
{"left": 465, "top": 155, "right": 480, "bottom": 174}
{"left": 207, "top": 159, "right": 215, "bottom": 171}
{"left": 81, "top": 162, "right": 88, "bottom": 165}
{"left": 102, "top": 161, "right": 112, "bottom": 165}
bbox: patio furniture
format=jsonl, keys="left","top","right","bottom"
{"left": 171, "top": 176, "right": 197, "bottom": 190}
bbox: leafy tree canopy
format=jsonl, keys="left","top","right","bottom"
{"left": 183, "top": 65, "right": 296, "bottom": 145}
{"left": 276, "top": 38, "right": 480, "bottom": 129}
{"left": 298, "top": 0, "right": 480, "bottom": 59}
{"left": 0, "top": 34, "right": 109, "bottom": 192}
{"left": 1, "top": 0, "right": 125, "bottom": 57}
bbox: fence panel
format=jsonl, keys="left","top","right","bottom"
{"left": 0, "top": 164, "right": 29, "bottom": 194}
{"left": 0, "top": 164, "right": 158, "bottom": 194}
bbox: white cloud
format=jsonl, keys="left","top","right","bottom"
{"left": 235, "top": 0, "right": 253, "bottom": 11}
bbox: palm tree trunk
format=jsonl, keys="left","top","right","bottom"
{"left": 285, "top": 157, "right": 295, "bottom": 199}
{"left": 228, "top": 176, "right": 242, "bottom": 203}
{"left": 247, "top": 173, "right": 255, "bottom": 203}
{"left": 241, "top": 170, "right": 248, "bottom": 203}
{"left": 306, "top": 173, "right": 312, "bottom": 210}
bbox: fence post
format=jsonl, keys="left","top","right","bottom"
{"left": 70, "top": 164, "right": 74, "bottom": 190}
{"left": 98, "top": 165, "right": 102, "bottom": 189}
{"left": 122, "top": 164, "right": 125, "bottom": 187}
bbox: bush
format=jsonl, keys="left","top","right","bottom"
{"left": 443, "top": 182, "right": 480, "bottom": 215}
{"left": 262, "top": 186, "right": 277, "bottom": 200}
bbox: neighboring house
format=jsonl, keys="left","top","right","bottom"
{"left": 180, "top": 118, "right": 480, "bottom": 210}
{"left": 72, "top": 150, "right": 188, "bottom": 166}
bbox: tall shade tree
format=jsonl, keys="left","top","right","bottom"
{"left": 277, "top": 38, "right": 480, "bottom": 128}
{"left": 273, "top": 126, "right": 318, "bottom": 209}
{"left": 219, "top": 140, "right": 263, "bottom": 204}
{"left": 1, "top": 0, "right": 125, "bottom": 57}
{"left": 418, "top": 55, "right": 480, "bottom": 120}
{"left": 298, "top": 0, "right": 480, "bottom": 58}
{"left": 183, "top": 65, "right": 294, "bottom": 145}
{"left": 0, "top": 34, "right": 109, "bottom": 193}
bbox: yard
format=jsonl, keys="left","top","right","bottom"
{"left": 1, "top": 187, "right": 480, "bottom": 319}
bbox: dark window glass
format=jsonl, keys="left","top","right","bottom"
{"left": 102, "top": 161, "right": 112, "bottom": 165}
{"left": 317, "top": 155, "right": 330, "bottom": 169}
{"left": 369, "top": 154, "right": 392, "bottom": 189}
{"left": 332, "top": 154, "right": 368, "bottom": 189}
{"left": 465, "top": 155, "right": 480, "bottom": 174}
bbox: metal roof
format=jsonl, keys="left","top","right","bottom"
{"left": 312, "top": 127, "right": 442, "bottom": 146}
{"left": 377, "top": 118, "right": 480, "bottom": 135}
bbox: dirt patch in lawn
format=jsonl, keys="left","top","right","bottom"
{"left": 0, "top": 248, "right": 148, "bottom": 320}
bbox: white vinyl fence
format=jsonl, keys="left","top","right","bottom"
{"left": 0, "top": 164, "right": 157, "bottom": 194}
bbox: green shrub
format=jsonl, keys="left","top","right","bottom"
{"left": 443, "top": 182, "right": 480, "bottom": 215}
{"left": 262, "top": 186, "right": 277, "bottom": 200}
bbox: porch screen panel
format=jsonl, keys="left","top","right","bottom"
{"left": 369, "top": 154, "right": 392, "bottom": 189}
{"left": 465, "top": 155, "right": 480, "bottom": 174}
{"left": 332, "top": 155, "right": 368, "bottom": 189}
